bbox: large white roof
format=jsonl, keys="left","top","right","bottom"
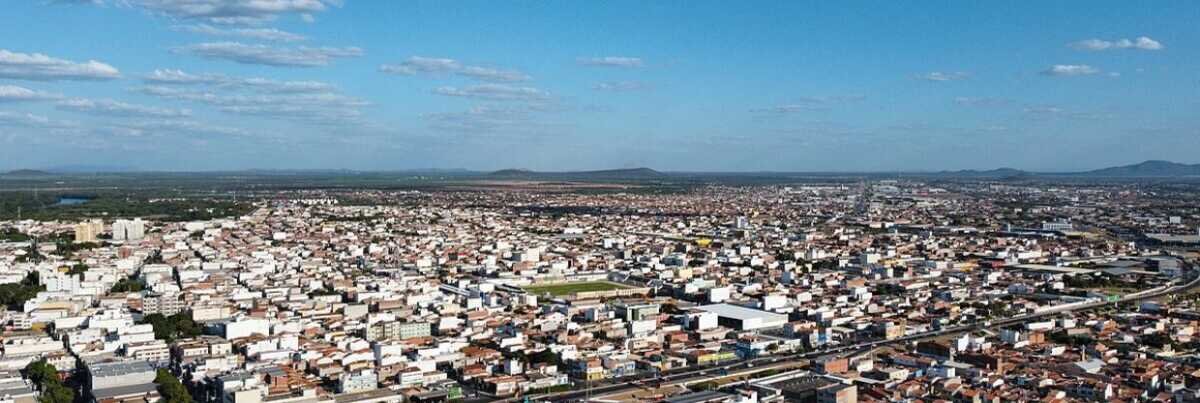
{"left": 696, "top": 303, "right": 787, "bottom": 322}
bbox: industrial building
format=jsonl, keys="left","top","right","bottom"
{"left": 696, "top": 303, "right": 788, "bottom": 331}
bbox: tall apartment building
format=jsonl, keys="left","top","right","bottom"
{"left": 74, "top": 219, "right": 104, "bottom": 243}
{"left": 112, "top": 218, "right": 146, "bottom": 241}
{"left": 142, "top": 293, "right": 186, "bottom": 316}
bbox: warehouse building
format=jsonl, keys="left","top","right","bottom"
{"left": 696, "top": 303, "right": 788, "bottom": 331}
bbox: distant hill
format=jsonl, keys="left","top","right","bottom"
{"left": 920, "top": 161, "right": 1200, "bottom": 178}
{"left": 3, "top": 169, "right": 52, "bottom": 176}
{"left": 488, "top": 167, "right": 667, "bottom": 180}
{"left": 489, "top": 168, "right": 536, "bottom": 177}
{"left": 45, "top": 164, "right": 138, "bottom": 173}
{"left": 1076, "top": 160, "right": 1200, "bottom": 177}
{"left": 932, "top": 168, "right": 1029, "bottom": 178}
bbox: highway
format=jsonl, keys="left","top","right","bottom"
{"left": 498, "top": 271, "right": 1200, "bottom": 403}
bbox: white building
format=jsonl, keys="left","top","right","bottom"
{"left": 696, "top": 304, "right": 788, "bottom": 331}
{"left": 112, "top": 218, "right": 146, "bottom": 241}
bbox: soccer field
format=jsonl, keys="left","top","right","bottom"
{"left": 522, "top": 281, "right": 629, "bottom": 296}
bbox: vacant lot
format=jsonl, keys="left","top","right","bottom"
{"left": 522, "top": 281, "right": 629, "bottom": 296}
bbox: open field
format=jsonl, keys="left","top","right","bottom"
{"left": 522, "top": 281, "right": 630, "bottom": 296}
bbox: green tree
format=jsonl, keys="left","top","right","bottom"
{"left": 66, "top": 263, "right": 88, "bottom": 276}
{"left": 528, "top": 349, "right": 561, "bottom": 366}
{"left": 23, "top": 360, "right": 57, "bottom": 386}
{"left": 110, "top": 277, "right": 145, "bottom": 293}
{"left": 139, "top": 313, "right": 202, "bottom": 342}
{"left": 23, "top": 360, "right": 72, "bottom": 403}
{"left": 39, "top": 383, "right": 73, "bottom": 403}
{"left": 0, "top": 272, "right": 45, "bottom": 310}
{"left": 15, "top": 243, "right": 44, "bottom": 263}
{"left": 0, "top": 228, "right": 30, "bottom": 242}
{"left": 154, "top": 369, "right": 192, "bottom": 403}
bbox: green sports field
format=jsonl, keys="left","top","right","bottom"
{"left": 522, "top": 281, "right": 629, "bottom": 296}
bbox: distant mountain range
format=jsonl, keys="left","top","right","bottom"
{"left": 483, "top": 161, "right": 1200, "bottom": 179}
{"left": 931, "top": 168, "right": 1031, "bottom": 178}
{"left": 4, "top": 161, "right": 1200, "bottom": 178}
{"left": 3, "top": 169, "right": 52, "bottom": 176}
{"left": 1074, "top": 160, "right": 1200, "bottom": 177}
{"left": 488, "top": 167, "right": 667, "bottom": 179}
{"left": 44, "top": 164, "right": 139, "bottom": 173}
{"left": 930, "top": 161, "right": 1200, "bottom": 178}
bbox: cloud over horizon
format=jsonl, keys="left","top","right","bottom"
{"left": 1070, "top": 36, "right": 1163, "bottom": 51}
{"left": 71, "top": 0, "right": 343, "bottom": 25}
{"left": 56, "top": 98, "right": 192, "bottom": 118}
{"left": 0, "top": 49, "right": 120, "bottom": 81}
{"left": 576, "top": 56, "right": 644, "bottom": 67}
{"left": 175, "top": 42, "right": 363, "bottom": 67}
{"left": 380, "top": 56, "right": 532, "bottom": 82}
{"left": 1041, "top": 64, "right": 1101, "bottom": 76}
{"left": 434, "top": 84, "right": 550, "bottom": 101}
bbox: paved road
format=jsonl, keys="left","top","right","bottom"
{"left": 498, "top": 272, "right": 1200, "bottom": 403}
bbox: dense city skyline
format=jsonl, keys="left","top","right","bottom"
{"left": 2, "top": 1, "right": 1199, "bottom": 171}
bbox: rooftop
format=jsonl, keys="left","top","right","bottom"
{"left": 696, "top": 303, "right": 788, "bottom": 322}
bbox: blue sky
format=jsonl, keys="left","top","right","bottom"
{"left": 1, "top": 1, "right": 1197, "bottom": 172}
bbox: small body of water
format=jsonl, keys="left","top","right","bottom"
{"left": 54, "top": 197, "right": 91, "bottom": 206}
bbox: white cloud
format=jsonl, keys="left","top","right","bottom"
{"left": 751, "top": 104, "right": 825, "bottom": 114}
{"left": 83, "top": 0, "right": 342, "bottom": 25}
{"left": 917, "top": 71, "right": 969, "bottom": 81}
{"left": 456, "top": 66, "right": 531, "bottom": 83}
{"left": 110, "top": 119, "right": 252, "bottom": 137}
{"left": 144, "top": 69, "right": 227, "bottom": 85}
{"left": 176, "top": 42, "right": 363, "bottom": 67}
{"left": 424, "top": 106, "right": 528, "bottom": 131}
{"left": 56, "top": 98, "right": 192, "bottom": 118}
{"left": 434, "top": 84, "right": 550, "bottom": 101}
{"left": 0, "top": 49, "right": 120, "bottom": 81}
{"left": 799, "top": 95, "right": 867, "bottom": 103}
{"left": 137, "top": 85, "right": 367, "bottom": 125}
{"left": 1025, "top": 106, "right": 1065, "bottom": 115}
{"left": 380, "top": 56, "right": 531, "bottom": 82}
{"left": 953, "top": 97, "right": 1011, "bottom": 107}
{"left": 238, "top": 77, "right": 336, "bottom": 93}
{"left": 0, "top": 111, "right": 78, "bottom": 129}
{"left": 423, "top": 105, "right": 567, "bottom": 135}
{"left": 1024, "top": 105, "right": 1112, "bottom": 120}
{"left": 577, "top": 56, "right": 643, "bottom": 67}
{"left": 143, "top": 69, "right": 337, "bottom": 93}
{"left": 752, "top": 95, "right": 866, "bottom": 114}
{"left": 138, "top": 85, "right": 366, "bottom": 108}
{"left": 379, "top": 57, "right": 460, "bottom": 75}
{"left": 593, "top": 81, "right": 650, "bottom": 91}
{"left": 1069, "top": 36, "right": 1163, "bottom": 51}
{"left": 1041, "top": 64, "right": 1100, "bottom": 76}
{"left": 217, "top": 104, "right": 362, "bottom": 125}
{"left": 174, "top": 24, "right": 306, "bottom": 42}
{"left": 0, "top": 85, "right": 61, "bottom": 102}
